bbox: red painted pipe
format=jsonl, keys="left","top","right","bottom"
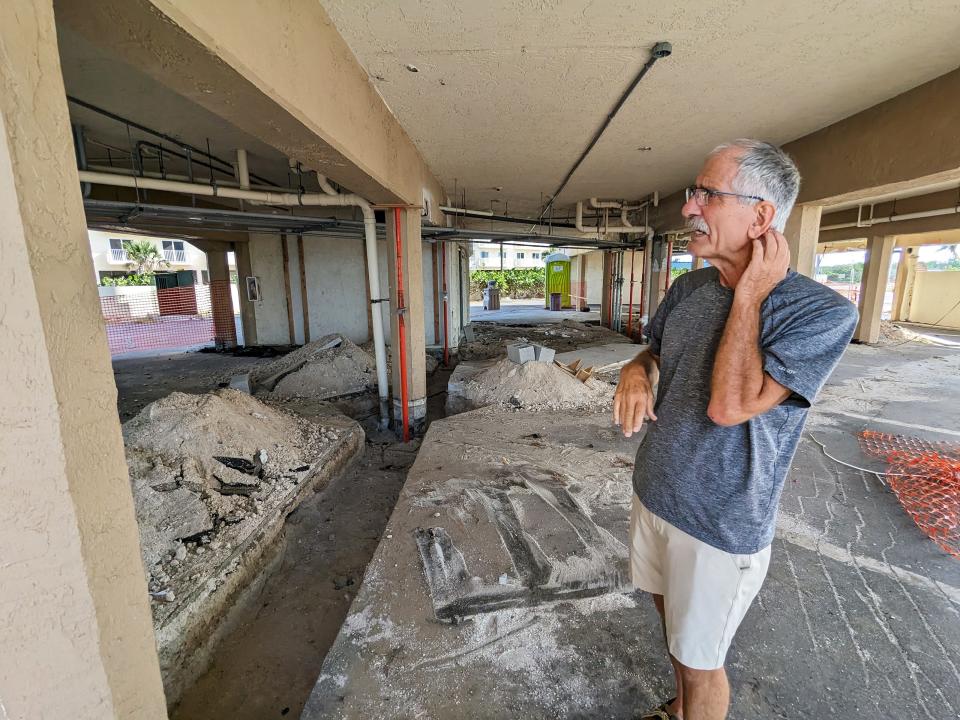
{"left": 441, "top": 241, "right": 449, "bottom": 366}
{"left": 394, "top": 209, "right": 410, "bottom": 442}
{"left": 626, "top": 248, "right": 636, "bottom": 338}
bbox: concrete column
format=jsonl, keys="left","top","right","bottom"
{"left": 0, "top": 2, "right": 166, "bottom": 717}
{"left": 207, "top": 249, "right": 237, "bottom": 348}
{"left": 692, "top": 256, "right": 705, "bottom": 271}
{"left": 646, "top": 236, "right": 669, "bottom": 323}
{"left": 855, "top": 234, "right": 897, "bottom": 343}
{"left": 783, "top": 204, "right": 822, "bottom": 278}
{"left": 386, "top": 209, "right": 427, "bottom": 435}
{"left": 233, "top": 241, "right": 258, "bottom": 345}
{"left": 892, "top": 246, "right": 918, "bottom": 321}
{"left": 600, "top": 251, "right": 614, "bottom": 328}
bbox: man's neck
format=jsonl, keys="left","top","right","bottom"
{"left": 708, "top": 249, "right": 751, "bottom": 289}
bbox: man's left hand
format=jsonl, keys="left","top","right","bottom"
{"left": 737, "top": 230, "right": 790, "bottom": 304}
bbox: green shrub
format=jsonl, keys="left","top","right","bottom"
{"left": 470, "top": 268, "right": 545, "bottom": 299}
{"left": 101, "top": 273, "right": 155, "bottom": 287}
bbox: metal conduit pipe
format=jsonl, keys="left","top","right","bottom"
{"left": 820, "top": 205, "right": 960, "bottom": 232}
{"left": 78, "top": 169, "right": 392, "bottom": 427}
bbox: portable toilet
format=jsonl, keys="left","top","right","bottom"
{"left": 544, "top": 252, "right": 571, "bottom": 309}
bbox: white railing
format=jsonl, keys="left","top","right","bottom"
{"left": 164, "top": 249, "right": 187, "bottom": 264}
{"left": 110, "top": 248, "right": 128, "bottom": 263}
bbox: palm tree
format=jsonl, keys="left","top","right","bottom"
{"left": 123, "top": 240, "right": 168, "bottom": 275}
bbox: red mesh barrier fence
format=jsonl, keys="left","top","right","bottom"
{"left": 100, "top": 280, "right": 236, "bottom": 357}
{"left": 858, "top": 430, "right": 960, "bottom": 558}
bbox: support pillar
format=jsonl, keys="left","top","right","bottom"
{"left": 387, "top": 209, "right": 427, "bottom": 436}
{"left": 600, "top": 251, "right": 614, "bottom": 328}
{"left": 692, "top": 256, "right": 705, "bottom": 271}
{"left": 784, "top": 204, "right": 822, "bottom": 278}
{"left": 0, "top": 2, "right": 166, "bottom": 716}
{"left": 891, "top": 246, "right": 918, "bottom": 322}
{"left": 207, "top": 249, "right": 237, "bottom": 348}
{"left": 645, "top": 236, "right": 669, "bottom": 325}
{"left": 233, "top": 240, "right": 259, "bottom": 345}
{"left": 855, "top": 234, "right": 897, "bottom": 343}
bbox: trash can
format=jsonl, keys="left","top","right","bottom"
{"left": 549, "top": 292, "right": 562, "bottom": 311}
{"left": 483, "top": 280, "right": 500, "bottom": 310}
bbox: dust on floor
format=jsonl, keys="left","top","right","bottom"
{"left": 113, "top": 351, "right": 276, "bottom": 422}
{"left": 459, "top": 319, "right": 630, "bottom": 360}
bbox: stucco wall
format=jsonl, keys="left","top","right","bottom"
{"left": 247, "top": 234, "right": 292, "bottom": 345}
{"left": 303, "top": 235, "right": 370, "bottom": 344}
{"left": 909, "top": 270, "right": 960, "bottom": 328}
{"left": 0, "top": 2, "right": 166, "bottom": 717}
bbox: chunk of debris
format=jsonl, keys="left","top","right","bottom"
{"left": 250, "top": 333, "right": 375, "bottom": 400}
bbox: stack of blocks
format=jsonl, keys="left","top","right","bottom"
{"left": 506, "top": 343, "right": 555, "bottom": 365}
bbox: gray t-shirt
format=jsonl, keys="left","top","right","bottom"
{"left": 632, "top": 267, "right": 858, "bottom": 554}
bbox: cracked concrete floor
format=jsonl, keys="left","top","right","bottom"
{"left": 303, "top": 335, "right": 960, "bottom": 719}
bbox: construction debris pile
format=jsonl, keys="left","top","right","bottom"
{"left": 250, "top": 333, "right": 376, "bottom": 399}
{"left": 451, "top": 356, "right": 613, "bottom": 412}
{"left": 459, "top": 319, "right": 629, "bottom": 360}
{"left": 122, "top": 389, "right": 346, "bottom": 596}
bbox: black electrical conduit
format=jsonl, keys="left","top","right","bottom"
{"left": 67, "top": 95, "right": 276, "bottom": 188}
{"left": 535, "top": 41, "right": 672, "bottom": 225}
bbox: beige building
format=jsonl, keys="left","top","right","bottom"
{"left": 89, "top": 229, "right": 210, "bottom": 284}
{"left": 3, "top": 1, "right": 960, "bottom": 718}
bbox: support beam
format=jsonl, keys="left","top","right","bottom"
{"left": 0, "top": 2, "right": 166, "bottom": 716}
{"left": 206, "top": 249, "right": 237, "bottom": 349}
{"left": 692, "top": 256, "right": 705, "bottom": 271}
{"left": 233, "top": 240, "right": 258, "bottom": 346}
{"left": 600, "top": 251, "right": 614, "bottom": 328}
{"left": 891, "top": 246, "right": 918, "bottom": 322}
{"left": 855, "top": 234, "right": 896, "bottom": 343}
{"left": 645, "top": 237, "right": 669, "bottom": 324}
{"left": 387, "top": 209, "right": 427, "bottom": 436}
{"left": 784, "top": 204, "right": 822, "bottom": 277}
{"left": 281, "top": 234, "right": 295, "bottom": 343}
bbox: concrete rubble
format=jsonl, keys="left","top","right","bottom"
{"left": 459, "top": 319, "right": 630, "bottom": 360}
{"left": 447, "top": 357, "right": 614, "bottom": 414}
{"left": 121, "top": 388, "right": 364, "bottom": 704}
{"left": 249, "top": 333, "right": 376, "bottom": 400}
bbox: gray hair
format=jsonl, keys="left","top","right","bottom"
{"left": 710, "top": 139, "right": 800, "bottom": 232}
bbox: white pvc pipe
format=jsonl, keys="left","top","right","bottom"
{"left": 820, "top": 205, "right": 960, "bottom": 232}
{"left": 576, "top": 200, "right": 651, "bottom": 235}
{"left": 236, "top": 148, "right": 250, "bottom": 190}
{"left": 79, "top": 169, "right": 391, "bottom": 426}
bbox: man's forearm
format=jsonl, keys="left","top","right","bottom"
{"left": 708, "top": 295, "right": 764, "bottom": 424}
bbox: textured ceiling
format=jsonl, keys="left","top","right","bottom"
{"left": 322, "top": 0, "right": 960, "bottom": 216}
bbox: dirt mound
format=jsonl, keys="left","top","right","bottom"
{"left": 460, "top": 320, "right": 628, "bottom": 360}
{"left": 250, "top": 333, "right": 375, "bottom": 399}
{"left": 123, "top": 389, "right": 337, "bottom": 568}
{"left": 457, "top": 358, "right": 614, "bottom": 411}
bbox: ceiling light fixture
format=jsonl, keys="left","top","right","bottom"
{"left": 637, "top": 146, "right": 652, "bottom": 152}
{"left": 406, "top": 64, "right": 419, "bottom": 73}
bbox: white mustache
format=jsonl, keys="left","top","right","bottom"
{"left": 686, "top": 217, "right": 709, "bottom": 234}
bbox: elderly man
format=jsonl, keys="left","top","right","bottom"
{"left": 615, "top": 139, "right": 858, "bottom": 720}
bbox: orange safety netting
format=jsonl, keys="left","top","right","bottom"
{"left": 858, "top": 430, "right": 960, "bottom": 558}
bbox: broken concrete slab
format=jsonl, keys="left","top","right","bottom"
{"left": 250, "top": 333, "right": 375, "bottom": 400}
{"left": 553, "top": 342, "right": 644, "bottom": 373}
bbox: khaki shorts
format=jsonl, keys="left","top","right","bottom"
{"left": 629, "top": 495, "right": 771, "bottom": 670}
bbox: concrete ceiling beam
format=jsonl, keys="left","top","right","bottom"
{"left": 54, "top": 0, "right": 445, "bottom": 218}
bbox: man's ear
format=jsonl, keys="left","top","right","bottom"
{"left": 747, "top": 201, "right": 776, "bottom": 238}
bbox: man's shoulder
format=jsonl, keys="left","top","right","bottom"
{"left": 670, "top": 266, "right": 720, "bottom": 297}
{"left": 767, "top": 272, "right": 859, "bottom": 330}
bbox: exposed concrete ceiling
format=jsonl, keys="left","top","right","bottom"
{"left": 57, "top": 25, "right": 310, "bottom": 191}
{"left": 323, "top": 0, "right": 960, "bottom": 217}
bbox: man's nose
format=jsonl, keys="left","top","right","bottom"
{"left": 681, "top": 196, "right": 700, "bottom": 219}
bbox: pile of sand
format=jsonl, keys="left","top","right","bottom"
{"left": 457, "top": 358, "right": 614, "bottom": 411}
{"left": 250, "top": 333, "right": 375, "bottom": 399}
{"left": 123, "top": 389, "right": 338, "bottom": 570}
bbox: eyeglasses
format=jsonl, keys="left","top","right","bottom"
{"left": 685, "top": 185, "right": 765, "bottom": 207}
